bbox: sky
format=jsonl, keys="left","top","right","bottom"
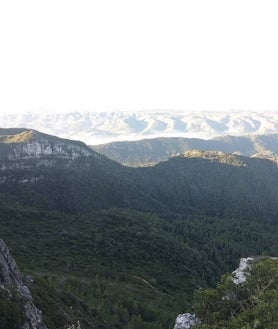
{"left": 0, "top": 0, "right": 278, "bottom": 115}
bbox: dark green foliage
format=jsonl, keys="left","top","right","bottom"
{"left": 1, "top": 195, "right": 278, "bottom": 328}
{"left": 138, "top": 154, "right": 278, "bottom": 220}
{"left": 193, "top": 258, "right": 278, "bottom": 329}
{"left": 1, "top": 132, "right": 278, "bottom": 327}
{"left": 28, "top": 277, "right": 97, "bottom": 329}
{"left": 2, "top": 151, "right": 278, "bottom": 221}
{"left": 0, "top": 287, "right": 26, "bottom": 328}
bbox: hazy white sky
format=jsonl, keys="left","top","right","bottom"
{"left": 0, "top": 0, "right": 278, "bottom": 114}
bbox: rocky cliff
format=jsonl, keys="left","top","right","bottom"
{"left": 0, "top": 239, "right": 47, "bottom": 329}
{"left": 0, "top": 128, "right": 102, "bottom": 171}
{"left": 174, "top": 256, "right": 278, "bottom": 329}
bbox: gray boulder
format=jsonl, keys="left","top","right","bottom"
{"left": 174, "top": 313, "right": 200, "bottom": 329}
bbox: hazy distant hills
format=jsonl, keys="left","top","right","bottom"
{"left": 1, "top": 110, "right": 278, "bottom": 144}
{"left": 92, "top": 134, "right": 278, "bottom": 166}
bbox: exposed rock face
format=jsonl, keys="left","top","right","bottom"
{"left": 0, "top": 128, "right": 102, "bottom": 171}
{"left": 173, "top": 313, "right": 199, "bottom": 329}
{"left": 7, "top": 140, "right": 92, "bottom": 160}
{"left": 174, "top": 256, "right": 278, "bottom": 329}
{"left": 232, "top": 257, "right": 254, "bottom": 284}
{"left": 232, "top": 256, "right": 278, "bottom": 284}
{"left": 0, "top": 239, "right": 48, "bottom": 329}
{"left": 0, "top": 239, "right": 22, "bottom": 287}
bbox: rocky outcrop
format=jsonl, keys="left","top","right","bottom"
{"left": 0, "top": 239, "right": 23, "bottom": 287}
{"left": 173, "top": 256, "right": 278, "bottom": 329}
{"left": 173, "top": 313, "right": 199, "bottom": 329}
{"left": 0, "top": 239, "right": 48, "bottom": 329}
{"left": 232, "top": 257, "right": 254, "bottom": 284}
{"left": 0, "top": 128, "right": 103, "bottom": 171}
{"left": 232, "top": 256, "right": 278, "bottom": 284}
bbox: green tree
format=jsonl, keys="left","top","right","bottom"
{"left": 193, "top": 258, "right": 278, "bottom": 329}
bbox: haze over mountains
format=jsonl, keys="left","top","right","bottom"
{"left": 1, "top": 110, "right": 278, "bottom": 144}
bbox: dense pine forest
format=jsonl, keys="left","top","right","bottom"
{"left": 1, "top": 129, "right": 278, "bottom": 328}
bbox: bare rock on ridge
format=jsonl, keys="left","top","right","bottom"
{"left": 0, "top": 239, "right": 48, "bottom": 329}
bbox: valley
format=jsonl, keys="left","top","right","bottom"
{"left": 1, "top": 128, "right": 278, "bottom": 328}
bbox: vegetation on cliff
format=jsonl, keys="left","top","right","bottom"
{"left": 194, "top": 258, "right": 278, "bottom": 329}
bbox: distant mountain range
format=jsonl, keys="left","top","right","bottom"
{"left": 92, "top": 134, "right": 278, "bottom": 166}
{"left": 1, "top": 110, "right": 278, "bottom": 144}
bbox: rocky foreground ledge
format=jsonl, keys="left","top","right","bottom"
{"left": 0, "top": 239, "right": 47, "bottom": 329}
{"left": 173, "top": 257, "right": 253, "bottom": 329}
{"left": 173, "top": 256, "right": 278, "bottom": 329}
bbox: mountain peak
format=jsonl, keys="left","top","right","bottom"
{"left": 1, "top": 129, "right": 38, "bottom": 144}
{"left": 0, "top": 128, "right": 104, "bottom": 170}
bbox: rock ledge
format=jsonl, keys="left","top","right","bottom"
{"left": 0, "top": 239, "right": 48, "bottom": 329}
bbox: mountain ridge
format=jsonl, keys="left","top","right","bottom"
{"left": 1, "top": 110, "right": 278, "bottom": 144}
{"left": 92, "top": 134, "right": 278, "bottom": 166}
{"left": 0, "top": 128, "right": 110, "bottom": 171}
{"left": 1, "top": 128, "right": 278, "bottom": 220}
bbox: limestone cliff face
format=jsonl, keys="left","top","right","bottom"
{"left": 0, "top": 128, "right": 103, "bottom": 171}
{"left": 232, "top": 256, "right": 278, "bottom": 284}
{"left": 5, "top": 139, "right": 93, "bottom": 160}
{"left": 232, "top": 257, "right": 254, "bottom": 284}
{"left": 0, "top": 239, "right": 48, "bottom": 329}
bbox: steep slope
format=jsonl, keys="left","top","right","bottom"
{"left": 92, "top": 133, "right": 278, "bottom": 167}
{"left": 135, "top": 151, "right": 278, "bottom": 220}
{"left": 1, "top": 130, "right": 278, "bottom": 328}
{"left": 1, "top": 130, "right": 278, "bottom": 220}
{"left": 0, "top": 239, "right": 47, "bottom": 329}
{"left": 0, "top": 128, "right": 104, "bottom": 170}
{"left": 190, "top": 257, "right": 278, "bottom": 328}
{"left": 0, "top": 238, "right": 105, "bottom": 329}
{"left": 0, "top": 128, "right": 131, "bottom": 212}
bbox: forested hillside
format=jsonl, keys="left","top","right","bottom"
{"left": 2, "top": 148, "right": 278, "bottom": 221}
{"left": 1, "top": 129, "right": 278, "bottom": 328}
{"left": 192, "top": 257, "right": 278, "bottom": 328}
{"left": 92, "top": 134, "right": 278, "bottom": 166}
